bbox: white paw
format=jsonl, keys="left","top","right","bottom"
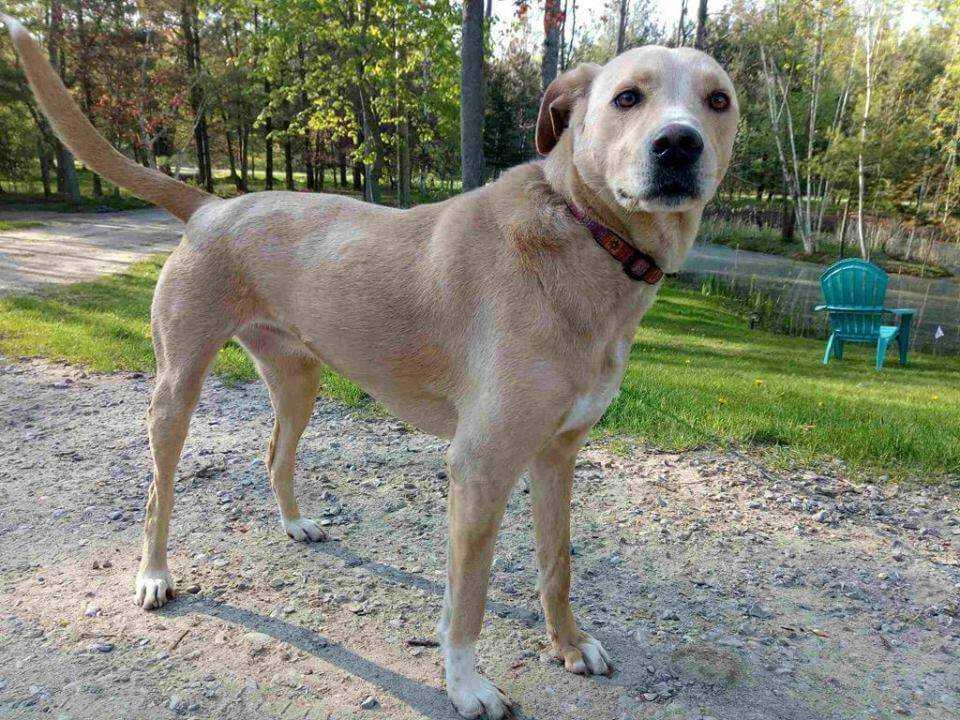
{"left": 445, "top": 645, "right": 515, "bottom": 719}
{"left": 570, "top": 634, "right": 613, "bottom": 676}
{"left": 282, "top": 517, "right": 327, "bottom": 543}
{"left": 134, "top": 569, "right": 174, "bottom": 610}
{"left": 447, "top": 673, "right": 514, "bottom": 719}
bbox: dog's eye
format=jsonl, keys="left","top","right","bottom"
{"left": 708, "top": 91, "right": 730, "bottom": 112}
{"left": 613, "top": 90, "right": 641, "bottom": 109}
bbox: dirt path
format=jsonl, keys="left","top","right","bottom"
{"left": 0, "top": 357, "right": 957, "bottom": 719}
{"left": 0, "top": 208, "right": 180, "bottom": 294}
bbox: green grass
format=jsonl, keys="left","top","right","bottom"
{"left": 1, "top": 255, "right": 958, "bottom": 478}
{"left": 0, "top": 257, "right": 360, "bottom": 403}
{"left": 604, "top": 287, "right": 960, "bottom": 478}
{"left": 699, "top": 219, "right": 952, "bottom": 278}
{"left": 0, "top": 220, "right": 42, "bottom": 231}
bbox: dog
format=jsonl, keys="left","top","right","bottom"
{"left": 4, "top": 15, "right": 738, "bottom": 719}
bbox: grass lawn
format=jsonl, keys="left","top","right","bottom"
{"left": 1, "top": 255, "right": 957, "bottom": 478}
{"left": 0, "top": 219, "right": 42, "bottom": 231}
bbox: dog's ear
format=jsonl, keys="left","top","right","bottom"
{"left": 535, "top": 63, "right": 601, "bottom": 156}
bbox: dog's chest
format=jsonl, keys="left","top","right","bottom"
{"left": 558, "top": 339, "right": 631, "bottom": 434}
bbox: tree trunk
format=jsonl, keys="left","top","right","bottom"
{"left": 695, "top": 0, "right": 708, "bottom": 49}
{"left": 37, "top": 140, "right": 52, "bottom": 197}
{"left": 565, "top": 0, "right": 577, "bottom": 71}
{"left": 284, "top": 137, "right": 295, "bottom": 190}
{"left": 359, "top": 93, "right": 381, "bottom": 203}
{"left": 180, "top": 0, "right": 213, "bottom": 192}
{"left": 461, "top": 0, "right": 485, "bottom": 191}
{"left": 339, "top": 148, "right": 348, "bottom": 187}
{"left": 240, "top": 123, "right": 250, "bottom": 192}
{"left": 304, "top": 137, "right": 316, "bottom": 191}
{"left": 225, "top": 130, "right": 240, "bottom": 190}
{"left": 49, "top": 0, "right": 81, "bottom": 204}
{"left": 353, "top": 162, "right": 363, "bottom": 191}
{"left": 541, "top": 0, "right": 562, "bottom": 89}
{"left": 316, "top": 134, "right": 324, "bottom": 191}
{"left": 857, "top": 14, "right": 877, "bottom": 260}
{"left": 297, "top": 41, "right": 315, "bottom": 191}
{"left": 760, "top": 46, "right": 814, "bottom": 254}
{"left": 400, "top": 117, "right": 412, "bottom": 206}
{"left": 781, "top": 200, "right": 796, "bottom": 244}
{"left": 558, "top": 0, "right": 569, "bottom": 67}
{"left": 74, "top": 0, "right": 102, "bottom": 197}
{"left": 676, "top": 0, "right": 688, "bottom": 47}
{"left": 616, "top": 0, "right": 628, "bottom": 54}
{"left": 264, "top": 88, "right": 274, "bottom": 190}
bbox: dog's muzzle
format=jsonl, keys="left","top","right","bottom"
{"left": 644, "top": 123, "right": 703, "bottom": 203}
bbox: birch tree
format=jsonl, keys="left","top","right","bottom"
{"left": 856, "top": 3, "right": 882, "bottom": 259}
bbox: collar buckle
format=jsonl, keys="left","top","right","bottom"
{"left": 566, "top": 202, "right": 666, "bottom": 285}
{"left": 623, "top": 252, "right": 664, "bottom": 283}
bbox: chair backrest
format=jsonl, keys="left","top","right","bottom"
{"left": 819, "top": 259, "right": 889, "bottom": 340}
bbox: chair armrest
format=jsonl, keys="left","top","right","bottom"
{"left": 814, "top": 305, "right": 886, "bottom": 313}
{"left": 886, "top": 308, "right": 917, "bottom": 317}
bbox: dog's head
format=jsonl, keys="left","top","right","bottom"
{"left": 537, "top": 46, "right": 738, "bottom": 216}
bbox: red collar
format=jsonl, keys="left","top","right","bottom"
{"left": 566, "top": 203, "right": 666, "bottom": 284}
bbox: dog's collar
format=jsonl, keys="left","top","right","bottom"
{"left": 566, "top": 203, "right": 666, "bottom": 284}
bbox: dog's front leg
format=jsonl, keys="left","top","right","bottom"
{"left": 530, "top": 436, "right": 613, "bottom": 676}
{"left": 439, "top": 441, "right": 519, "bottom": 719}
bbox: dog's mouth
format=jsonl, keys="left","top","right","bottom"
{"left": 642, "top": 168, "right": 701, "bottom": 206}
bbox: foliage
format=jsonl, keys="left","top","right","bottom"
{"left": 0, "top": 0, "right": 958, "bottom": 240}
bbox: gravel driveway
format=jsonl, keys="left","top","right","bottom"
{"left": 0, "top": 357, "right": 957, "bottom": 719}
{"left": 0, "top": 208, "right": 180, "bottom": 294}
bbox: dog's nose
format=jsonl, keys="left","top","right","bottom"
{"left": 651, "top": 123, "right": 704, "bottom": 167}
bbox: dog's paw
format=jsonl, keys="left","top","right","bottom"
{"left": 447, "top": 672, "right": 515, "bottom": 719}
{"left": 134, "top": 569, "right": 175, "bottom": 610}
{"left": 555, "top": 634, "right": 614, "bottom": 677}
{"left": 282, "top": 517, "right": 327, "bottom": 543}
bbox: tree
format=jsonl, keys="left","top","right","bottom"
{"left": 48, "top": 0, "right": 81, "bottom": 203}
{"left": 461, "top": 0, "right": 485, "bottom": 190}
{"left": 178, "top": 0, "right": 214, "bottom": 192}
{"left": 695, "top": 0, "right": 708, "bottom": 50}
{"left": 856, "top": 3, "right": 881, "bottom": 259}
{"left": 541, "top": 0, "right": 562, "bottom": 88}
{"left": 616, "top": 0, "right": 628, "bottom": 54}
{"left": 484, "top": 39, "right": 540, "bottom": 175}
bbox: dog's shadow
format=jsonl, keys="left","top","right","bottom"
{"left": 162, "top": 539, "right": 552, "bottom": 720}
{"left": 157, "top": 537, "right": 827, "bottom": 720}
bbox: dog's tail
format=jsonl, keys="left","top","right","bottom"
{"left": 2, "top": 14, "right": 216, "bottom": 222}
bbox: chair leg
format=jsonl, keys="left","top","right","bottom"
{"left": 834, "top": 339, "right": 844, "bottom": 360}
{"left": 876, "top": 336, "right": 892, "bottom": 371}
{"left": 897, "top": 333, "right": 909, "bottom": 366}
{"left": 823, "top": 333, "right": 836, "bottom": 365}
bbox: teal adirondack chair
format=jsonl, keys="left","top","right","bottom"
{"left": 814, "top": 259, "right": 916, "bottom": 371}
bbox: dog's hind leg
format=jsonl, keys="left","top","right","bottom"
{"left": 240, "top": 332, "right": 325, "bottom": 542}
{"left": 136, "top": 330, "right": 227, "bottom": 609}
{"left": 136, "top": 254, "right": 238, "bottom": 609}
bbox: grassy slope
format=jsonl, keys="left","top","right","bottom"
{"left": 1, "top": 256, "right": 957, "bottom": 477}
{"left": 0, "top": 220, "right": 42, "bottom": 231}
{"left": 699, "top": 220, "right": 953, "bottom": 278}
